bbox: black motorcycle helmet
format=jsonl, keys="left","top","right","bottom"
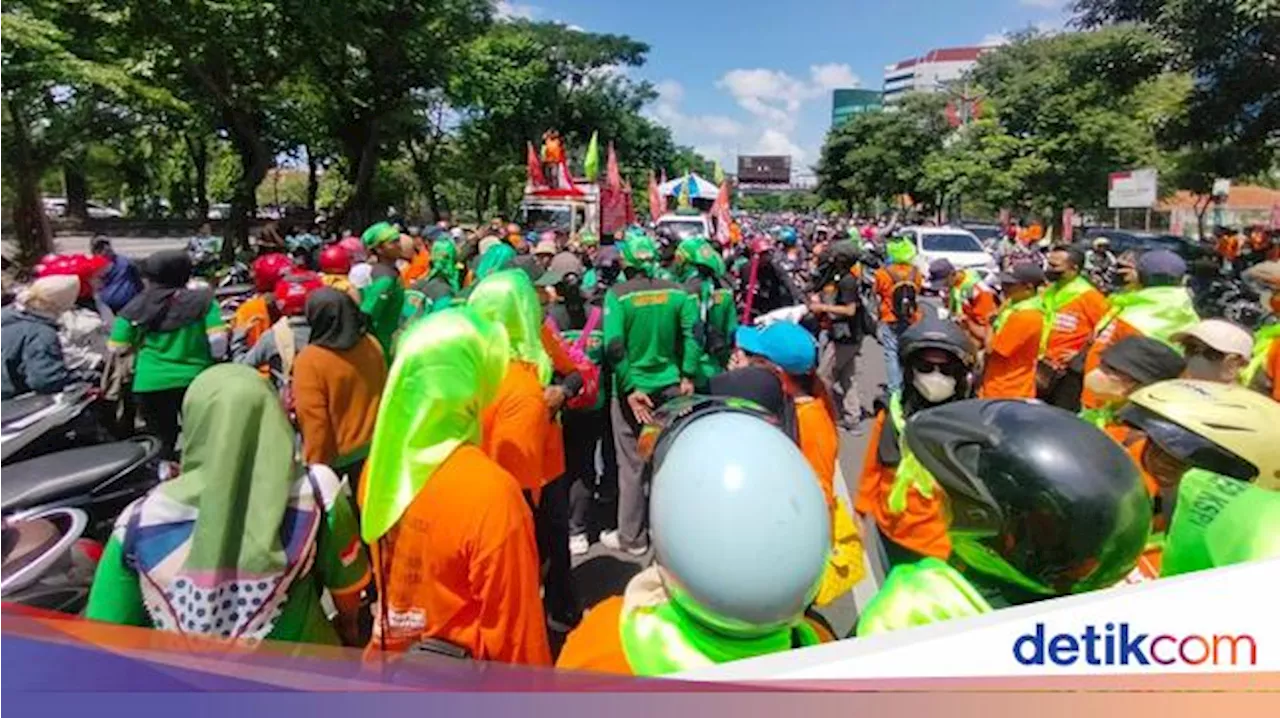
{"left": 898, "top": 316, "right": 975, "bottom": 412}
{"left": 904, "top": 399, "right": 1151, "bottom": 603}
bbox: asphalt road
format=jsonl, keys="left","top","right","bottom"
{"left": 1, "top": 234, "right": 190, "bottom": 261}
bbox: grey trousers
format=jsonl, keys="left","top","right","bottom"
{"left": 610, "top": 393, "right": 649, "bottom": 550}
{"left": 818, "top": 337, "right": 863, "bottom": 429}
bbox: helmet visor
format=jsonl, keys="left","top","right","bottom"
{"left": 1118, "top": 403, "right": 1257, "bottom": 481}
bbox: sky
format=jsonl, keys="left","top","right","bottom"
{"left": 495, "top": 0, "right": 1072, "bottom": 175}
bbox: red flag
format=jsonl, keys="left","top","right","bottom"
{"left": 712, "top": 181, "right": 732, "bottom": 246}
{"left": 648, "top": 172, "right": 662, "bottom": 222}
{"left": 623, "top": 180, "right": 636, "bottom": 225}
{"left": 605, "top": 142, "right": 622, "bottom": 190}
{"left": 660, "top": 169, "right": 667, "bottom": 186}
{"left": 526, "top": 142, "right": 546, "bottom": 188}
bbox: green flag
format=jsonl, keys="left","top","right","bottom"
{"left": 713, "top": 161, "right": 725, "bottom": 185}
{"left": 584, "top": 131, "right": 600, "bottom": 182}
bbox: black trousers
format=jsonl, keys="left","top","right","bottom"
{"left": 531, "top": 475, "right": 578, "bottom": 623}
{"left": 136, "top": 386, "right": 188, "bottom": 461}
{"left": 565, "top": 408, "right": 612, "bottom": 536}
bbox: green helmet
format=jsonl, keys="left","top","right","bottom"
{"left": 886, "top": 236, "right": 917, "bottom": 265}
{"left": 362, "top": 221, "right": 400, "bottom": 249}
{"left": 675, "top": 235, "right": 725, "bottom": 277}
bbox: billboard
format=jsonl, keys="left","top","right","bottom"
{"left": 737, "top": 155, "right": 791, "bottom": 184}
{"left": 1108, "top": 168, "right": 1158, "bottom": 208}
{"left": 831, "top": 88, "right": 883, "bottom": 127}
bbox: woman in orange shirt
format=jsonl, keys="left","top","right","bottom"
{"left": 359, "top": 308, "right": 550, "bottom": 665}
{"left": 980, "top": 264, "right": 1046, "bottom": 399}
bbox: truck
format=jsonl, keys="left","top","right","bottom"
{"left": 519, "top": 182, "right": 601, "bottom": 238}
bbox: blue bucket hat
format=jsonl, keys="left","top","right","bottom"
{"left": 735, "top": 322, "right": 818, "bottom": 375}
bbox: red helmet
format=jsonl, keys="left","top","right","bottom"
{"left": 318, "top": 244, "right": 352, "bottom": 275}
{"left": 252, "top": 253, "right": 295, "bottom": 293}
{"left": 338, "top": 236, "right": 366, "bottom": 262}
{"left": 273, "top": 271, "right": 323, "bottom": 317}
{"left": 36, "top": 254, "right": 109, "bottom": 299}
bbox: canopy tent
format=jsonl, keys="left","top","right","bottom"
{"left": 659, "top": 173, "right": 720, "bottom": 199}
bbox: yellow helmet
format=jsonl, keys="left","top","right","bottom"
{"left": 1118, "top": 379, "right": 1280, "bottom": 490}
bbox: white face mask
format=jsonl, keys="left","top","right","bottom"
{"left": 913, "top": 369, "right": 957, "bottom": 403}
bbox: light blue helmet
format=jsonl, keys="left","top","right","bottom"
{"left": 777, "top": 226, "right": 798, "bottom": 246}
{"left": 650, "top": 411, "right": 830, "bottom": 635}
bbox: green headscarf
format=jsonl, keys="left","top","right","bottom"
{"left": 886, "top": 236, "right": 917, "bottom": 265}
{"left": 474, "top": 242, "right": 517, "bottom": 280}
{"left": 620, "top": 235, "right": 660, "bottom": 278}
{"left": 161, "top": 364, "right": 299, "bottom": 575}
{"left": 362, "top": 221, "right": 400, "bottom": 250}
{"left": 360, "top": 308, "right": 511, "bottom": 542}
{"left": 467, "top": 269, "right": 553, "bottom": 385}
{"left": 428, "top": 238, "right": 460, "bottom": 292}
{"left": 675, "top": 235, "right": 725, "bottom": 279}
{"left": 578, "top": 231, "right": 599, "bottom": 248}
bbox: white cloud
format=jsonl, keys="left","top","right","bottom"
{"left": 647, "top": 79, "right": 746, "bottom": 139}
{"left": 809, "top": 63, "right": 861, "bottom": 91}
{"left": 1018, "top": 0, "right": 1062, "bottom": 8}
{"left": 716, "top": 64, "right": 859, "bottom": 131}
{"left": 494, "top": 1, "right": 537, "bottom": 20}
{"left": 752, "top": 128, "right": 807, "bottom": 163}
{"left": 980, "top": 31, "right": 1010, "bottom": 47}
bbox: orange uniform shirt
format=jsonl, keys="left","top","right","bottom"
{"left": 400, "top": 249, "right": 431, "bottom": 284}
{"left": 555, "top": 596, "right": 633, "bottom": 674}
{"left": 1043, "top": 287, "right": 1109, "bottom": 367}
{"left": 795, "top": 397, "right": 838, "bottom": 512}
{"left": 481, "top": 361, "right": 557, "bottom": 493}
{"left": 960, "top": 283, "right": 999, "bottom": 328}
{"left": 980, "top": 307, "right": 1043, "bottom": 399}
{"left": 370, "top": 445, "right": 551, "bottom": 665}
{"left": 1217, "top": 235, "right": 1242, "bottom": 261}
{"left": 854, "top": 413, "right": 951, "bottom": 559}
{"left": 873, "top": 265, "right": 924, "bottom": 325}
{"left": 1267, "top": 340, "right": 1280, "bottom": 402}
{"left": 232, "top": 294, "right": 272, "bottom": 349}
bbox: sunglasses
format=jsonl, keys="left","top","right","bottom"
{"left": 908, "top": 356, "right": 960, "bottom": 375}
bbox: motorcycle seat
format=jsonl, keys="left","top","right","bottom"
{"left": 1, "top": 394, "right": 56, "bottom": 427}
{"left": 1, "top": 439, "right": 154, "bottom": 514}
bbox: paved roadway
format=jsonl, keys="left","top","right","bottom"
{"left": 2, "top": 234, "right": 190, "bottom": 262}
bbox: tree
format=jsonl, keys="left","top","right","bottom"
{"left": 2, "top": 1, "right": 177, "bottom": 266}
{"left": 1073, "top": 0, "right": 1280, "bottom": 177}
{"left": 920, "top": 117, "right": 1044, "bottom": 219}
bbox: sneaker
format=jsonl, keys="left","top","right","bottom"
{"left": 600, "top": 530, "right": 648, "bottom": 556}
{"left": 569, "top": 533, "right": 589, "bottom": 556}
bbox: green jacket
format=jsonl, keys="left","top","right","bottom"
{"left": 359, "top": 262, "right": 405, "bottom": 361}
{"left": 684, "top": 275, "right": 738, "bottom": 388}
{"left": 603, "top": 274, "right": 699, "bottom": 394}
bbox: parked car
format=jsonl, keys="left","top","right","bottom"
{"left": 42, "top": 198, "right": 68, "bottom": 218}
{"left": 900, "top": 225, "right": 998, "bottom": 287}
{"left": 654, "top": 212, "right": 713, "bottom": 241}
{"left": 207, "top": 203, "right": 232, "bottom": 220}
{"left": 85, "top": 201, "right": 122, "bottom": 219}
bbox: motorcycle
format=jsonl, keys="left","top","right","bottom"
{"left": 2, "top": 508, "right": 99, "bottom": 615}
{"left": 2, "top": 435, "right": 162, "bottom": 541}
{"left": 1, "top": 387, "right": 106, "bottom": 465}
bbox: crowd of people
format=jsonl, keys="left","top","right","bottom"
{"left": 2, "top": 211, "right": 1279, "bottom": 675}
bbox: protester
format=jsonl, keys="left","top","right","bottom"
{"left": 557, "top": 411, "right": 832, "bottom": 673}
{"left": 534, "top": 235, "right": 558, "bottom": 270}
{"left": 110, "top": 251, "right": 228, "bottom": 461}
{"left": 601, "top": 234, "right": 698, "bottom": 555}
{"left": 85, "top": 364, "right": 370, "bottom": 646}
{"left": 236, "top": 271, "right": 324, "bottom": 392}
{"left": 674, "top": 236, "right": 737, "bottom": 390}
{"left": 980, "top": 263, "right": 1045, "bottom": 400}
{"left": 360, "top": 309, "right": 550, "bottom": 664}
{"left": 1080, "top": 336, "right": 1186, "bottom": 433}
{"left": 318, "top": 243, "right": 358, "bottom": 299}
{"left": 1160, "top": 469, "right": 1280, "bottom": 578}
{"left": 359, "top": 222, "right": 407, "bottom": 361}
{"left": 1085, "top": 237, "right": 1117, "bottom": 292}
{"left": 1242, "top": 260, "right": 1280, "bottom": 399}
{"left": 857, "top": 400, "right": 1150, "bottom": 632}
{"left": 475, "top": 238, "right": 517, "bottom": 281}
{"left": 412, "top": 237, "right": 462, "bottom": 315}
{"left": 1039, "top": 245, "right": 1109, "bottom": 409}
{"left": 872, "top": 236, "right": 924, "bottom": 393}
{"left": 1172, "top": 319, "right": 1253, "bottom": 384}
{"left": 91, "top": 237, "right": 143, "bottom": 313}
{"left": 1, "top": 275, "right": 79, "bottom": 399}
{"left": 930, "top": 258, "right": 997, "bottom": 347}
{"left": 1079, "top": 250, "right": 1199, "bottom": 410}
{"left": 856, "top": 316, "right": 975, "bottom": 564}
{"left": 810, "top": 240, "right": 869, "bottom": 431}
{"left": 234, "top": 252, "right": 294, "bottom": 351}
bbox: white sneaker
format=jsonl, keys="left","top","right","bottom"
{"left": 569, "top": 533, "right": 589, "bottom": 556}
{"left": 599, "top": 530, "right": 648, "bottom": 556}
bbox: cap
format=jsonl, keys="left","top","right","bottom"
{"left": 534, "top": 238, "right": 557, "bottom": 256}
{"left": 1099, "top": 336, "right": 1186, "bottom": 384}
{"left": 511, "top": 254, "right": 544, "bottom": 284}
{"left": 1137, "top": 249, "right": 1187, "bottom": 285}
{"left": 997, "top": 263, "right": 1046, "bottom": 287}
{"left": 735, "top": 322, "right": 819, "bottom": 375}
{"left": 1171, "top": 319, "right": 1254, "bottom": 359}
{"left": 1092, "top": 236, "right": 1111, "bottom": 248}
{"left": 537, "top": 251, "right": 585, "bottom": 287}
{"left": 478, "top": 236, "right": 501, "bottom": 257}
{"left": 928, "top": 258, "right": 956, "bottom": 280}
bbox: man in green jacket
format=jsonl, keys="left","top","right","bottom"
{"left": 601, "top": 234, "right": 699, "bottom": 555}
{"left": 674, "top": 235, "right": 738, "bottom": 390}
{"left": 359, "top": 222, "right": 405, "bottom": 361}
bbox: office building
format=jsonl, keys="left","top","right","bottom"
{"left": 831, "top": 88, "right": 883, "bottom": 127}
{"left": 882, "top": 46, "right": 986, "bottom": 105}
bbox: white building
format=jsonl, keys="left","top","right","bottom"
{"left": 882, "top": 46, "right": 986, "bottom": 105}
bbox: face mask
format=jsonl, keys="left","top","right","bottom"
{"left": 1184, "top": 355, "right": 1225, "bottom": 382}
{"left": 1084, "top": 368, "right": 1129, "bottom": 402}
{"left": 1044, "top": 269, "right": 1064, "bottom": 282}
{"left": 913, "top": 370, "right": 957, "bottom": 403}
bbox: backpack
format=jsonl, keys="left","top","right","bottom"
{"left": 271, "top": 318, "right": 299, "bottom": 418}
{"left": 886, "top": 264, "right": 920, "bottom": 331}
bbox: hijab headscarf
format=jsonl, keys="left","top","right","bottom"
{"left": 120, "top": 365, "right": 324, "bottom": 639}
{"left": 360, "top": 308, "right": 510, "bottom": 542}
{"left": 467, "top": 269, "right": 553, "bottom": 384}
{"left": 305, "top": 287, "right": 366, "bottom": 351}
{"left": 16, "top": 275, "right": 80, "bottom": 320}
{"left": 428, "top": 238, "right": 461, "bottom": 292}
{"left": 475, "top": 242, "right": 517, "bottom": 280}
{"left": 118, "top": 250, "right": 212, "bottom": 332}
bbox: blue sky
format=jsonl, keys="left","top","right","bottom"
{"left": 496, "top": 0, "right": 1070, "bottom": 173}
